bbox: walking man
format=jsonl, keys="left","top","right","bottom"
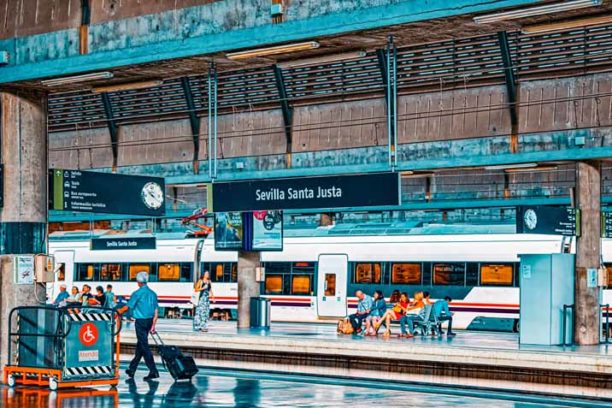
{"left": 118, "top": 272, "right": 160, "bottom": 380}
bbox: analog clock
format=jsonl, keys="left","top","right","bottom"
{"left": 141, "top": 182, "right": 164, "bottom": 210}
{"left": 523, "top": 208, "right": 538, "bottom": 230}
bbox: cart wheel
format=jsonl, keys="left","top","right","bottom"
{"left": 7, "top": 374, "right": 15, "bottom": 388}
{"left": 49, "top": 377, "right": 58, "bottom": 391}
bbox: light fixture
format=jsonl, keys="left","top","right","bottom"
{"left": 399, "top": 171, "right": 414, "bottom": 177}
{"left": 92, "top": 80, "right": 163, "bottom": 93}
{"left": 505, "top": 165, "right": 559, "bottom": 173}
{"left": 484, "top": 163, "right": 538, "bottom": 171}
{"left": 473, "top": 0, "right": 602, "bottom": 24}
{"left": 41, "top": 71, "right": 114, "bottom": 87}
{"left": 226, "top": 41, "right": 320, "bottom": 60}
{"left": 277, "top": 51, "right": 367, "bottom": 69}
{"left": 521, "top": 14, "right": 612, "bottom": 34}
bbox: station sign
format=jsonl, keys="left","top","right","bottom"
{"left": 210, "top": 173, "right": 400, "bottom": 212}
{"left": 91, "top": 237, "right": 156, "bottom": 251}
{"left": 50, "top": 169, "right": 165, "bottom": 217}
{"left": 516, "top": 206, "right": 580, "bottom": 236}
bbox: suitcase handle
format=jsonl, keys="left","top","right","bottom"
{"left": 150, "top": 330, "right": 164, "bottom": 346}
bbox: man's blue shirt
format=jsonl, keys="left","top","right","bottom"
{"left": 127, "top": 285, "right": 158, "bottom": 319}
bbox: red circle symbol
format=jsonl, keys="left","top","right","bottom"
{"left": 79, "top": 323, "right": 98, "bottom": 347}
{"left": 253, "top": 210, "right": 268, "bottom": 221}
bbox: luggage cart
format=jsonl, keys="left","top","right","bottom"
{"left": 3, "top": 305, "right": 122, "bottom": 390}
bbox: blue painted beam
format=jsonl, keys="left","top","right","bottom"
{"left": 0, "top": 0, "right": 544, "bottom": 83}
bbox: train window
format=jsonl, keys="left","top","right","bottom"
{"left": 57, "top": 264, "right": 65, "bottom": 281}
{"left": 76, "top": 264, "right": 96, "bottom": 281}
{"left": 101, "top": 264, "right": 122, "bottom": 281}
{"left": 129, "top": 264, "right": 150, "bottom": 281}
{"left": 265, "top": 275, "right": 284, "bottom": 294}
{"left": 231, "top": 263, "right": 237, "bottom": 282}
{"left": 480, "top": 264, "right": 513, "bottom": 286}
{"left": 180, "top": 263, "right": 192, "bottom": 282}
{"left": 391, "top": 263, "right": 421, "bottom": 284}
{"left": 292, "top": 275, "right": 312, "bottom": 295}
{"left": 214, "top": 264, "right": 223, "bottom": 280}
{"left": 158, "top": 264, "right": 180, "bottom": 281}
{"left": 433, "top": 263, "right": 466, "bottom": 286}
{"left": 325, "top": 274, "right": 336, "bottom": 296}
{"left": 354, "top": 263, "right": 381, "bottom": 284}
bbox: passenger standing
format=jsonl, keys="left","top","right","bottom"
{"left": 348, "top": 290, "right": 373, "bottom": 334}
{"left": 105, "top": 284, "right": 117, "bottom": 308}
{"left": 119, "top": 272, "right": 160, "bottom": 380}
{"left": 193, "top": 271, "right": 213, "bottom": 332}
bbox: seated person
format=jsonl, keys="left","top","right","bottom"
{"left": 348, "top": 290, "right": 373, "bottom": 334}
{"left": 80, "top": 284, "right": 96, "bottom": 306}
{"left": 93, "top": 286, "right": 106, "bottom": 306}
{"left": 376, "top": 292, "right": 410, "bottom": 337}
{"left": 365, "top": 290, "right": 386, "bottom": 336}
{"left": 433, "top": 296, "right": 456, "bottom": 337}
{"left": 399, "top": 291, "right": 426, "bottom": 338}
{"left": 52, "top": 284, "right": 69, "bottom": 306}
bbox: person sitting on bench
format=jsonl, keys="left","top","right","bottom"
{"left": 433, "top": 296, "right": 456, "bottom": 337}
{"left": 348, "top": 290, "right": 373, "bottom": 334}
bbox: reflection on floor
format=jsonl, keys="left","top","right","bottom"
{"left": 2, "top": 367, "right": 609, "bottom": 408}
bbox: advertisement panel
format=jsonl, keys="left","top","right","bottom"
{"left": 214, "top": 212, "right": 244, "bottom": 251}
{"left": 252, "top": 210, "right": 283, "bottom": 251}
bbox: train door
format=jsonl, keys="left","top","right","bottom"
{"left": 316, "top": 254, "right": 348, "bottom": 317}
{"left": 47, "top": 250, "right": 73, "bottom": 302}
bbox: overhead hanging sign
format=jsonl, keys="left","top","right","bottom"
{"left": 91, "top": 237, "right": 156, "bottom": 251}
{"left": 210, "top": 173, "right": 400, "bottom": 212}
{"left": 50, "top": 169, "right": 165, "bottom": 217}
{"left": 602, "top": 212, "right": 612, "bottom": 238}
{"left": 516, "top": 206, "right": 580, "bottom": 236}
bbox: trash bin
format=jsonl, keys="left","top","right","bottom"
{"left": 250, "top": 297, "right": 271, "bottom": 329}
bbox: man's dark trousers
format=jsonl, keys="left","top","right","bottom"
{"left": 128, "top": 318, "right": 158, "bottom": 374}
{"left": 348, "top": 313, "right": 367, "bottom": 331}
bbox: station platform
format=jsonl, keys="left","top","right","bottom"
{"left": 120, "top": 320, "right": 612, "bottom": 401}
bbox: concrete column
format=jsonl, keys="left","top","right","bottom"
{"left": 0, "top": 92, "right": 47, "bottom": 368}
{"left": 574, "top": 161, "right": 602, "bottom": 345}
{"left": 237, "top": 251, "right": 261, "bottom": 329}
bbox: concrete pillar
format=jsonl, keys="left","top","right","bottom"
{"left": 0, "top": 92, "right": 47, "bottom": 368}
{"left": 574, "top": 161, "right": 602, "bottom": 345}
{"left": 237, "top": 251, "right": 261, "bottom": 329}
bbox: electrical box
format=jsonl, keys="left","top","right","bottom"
{"left": 255, "top": 266, "right": 265, "bottom": 282}
{"left": 519, "top": 254, "right": 574, "bottom": 345}
{"left": 35, "top": 254, "right": 55, "bottom": 283}
{"left": 270, "top": 3, "right": 283, "bottom": 16}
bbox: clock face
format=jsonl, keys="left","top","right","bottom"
{"left": 141, "top": 182, "right": 164, "bottom": 210}
{"left": 524, "top": 209, "right": 538, "bottom": 230}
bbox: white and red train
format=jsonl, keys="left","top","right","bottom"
{"left": 48, "top": 230, "right": 612, "bottom": 331}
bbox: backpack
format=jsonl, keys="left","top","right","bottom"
{"left": 336, "top": 319, "right": 354, "bottom": 335}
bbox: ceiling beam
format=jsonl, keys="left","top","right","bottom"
{"left": 100, "top": 93, "right": 119, "bottom": 170}
{"left": 272, "top": 65, "right": 293, "bottom": 154}
{"left": 180, "top": 77, "right": 201, "bottom": 169}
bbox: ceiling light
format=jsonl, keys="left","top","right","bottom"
{"left": 400, "top": 171, "right": 414, "bottom": 177}
{"left": 92, "top": 80, "right": 163, "bottom": 93}
{"left": 521, "top": 14, "right": 612, "bottom": 34}
{"left": 505, "top": 165, "right": 559, "bottom": 173}
{"left": 41, "top": 71, "right": 114, "bottom": 87}
{"left": 226, "top": 41, "right": 320, "bottom": 60}
{"left": 473, "top": 0, "right": 602, "bottom": 24}
{"left": 484, "top": 163, "right": 538, "bottom": 171}
{"left": 277, "top": 51, "right": 367, "bottom": 69}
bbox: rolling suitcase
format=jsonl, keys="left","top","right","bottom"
{"left": 150, "top": 331, "right": 199, "bottom": 381}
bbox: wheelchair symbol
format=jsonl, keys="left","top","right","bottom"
{"left": 79, "top": 323, "right": 98, "bottom": 347}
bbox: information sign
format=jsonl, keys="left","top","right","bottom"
{"left": 15, "top": 256, "right": 34, "bottom": 285}
{"left": 91, "top": 237, "right": 156, "bottom": 251}
{"left": 602, "top": 212, "right": 612, "bottom": 238}
{"left": 516, "top": 206, "right": 580, "bottom": 236}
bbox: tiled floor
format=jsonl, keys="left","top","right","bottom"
{"left": 147, "top": 319, "right": 611, "bottom": 356}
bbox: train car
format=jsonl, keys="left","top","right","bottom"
{"left": 48, "top": 230, "right": 612, "bottom": 331}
